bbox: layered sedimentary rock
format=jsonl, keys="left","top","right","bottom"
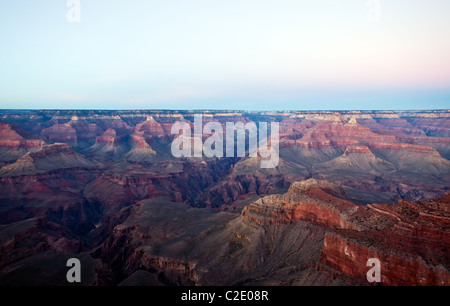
{"left": 124, "top": 134, "right": 157, "bottom": 162}
{"left": 135, "top": 116, "right": 165, "bottom": 137}
{"left": 93, "top": 180, "right": 449, "bottom": 286}
{"left": 66, "top": 116, "right": 103, "bottom": 149}
{"left": 367, "top": 142, "right": 450, "bottom": 175}
{"left": 292, "top": 114, "right": 397, "bottom": 149}
{"left": 242, "top": 179, "right": 450, "bottom": 285}
{"left": 242, "top": 179, "right": 359, "bottom": 229}
{"left": 0, "top": 143, "right": 103, "bottom": 232}
{"left": 0, "top": 122, "right": 44, "bottom": 163}
{"left": 0, "top": 218, "right": 82, "bottom": 271}
{"left": 0, "top": 143, "right": 100, "bottom": 177}
{"left": 83, "top": 129, "right": 130, "bottom": 159}
{"left": 94, "top": 196, "right": 341, "bottom": 286}
{"left": 199, "top": 156, "right": 308, "bottom": 206}
{"left": 0, "top": 109, "right": 449, "bottom": 286}
{"left": 319, "top": 193, "right": 450, "bottom": 285}
{"left": 41, "top": 123, "right": 78, "bottom": 146}
{"left": 315, "top": 145, "right": 395, "bottom": 175}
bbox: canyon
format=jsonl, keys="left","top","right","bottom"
{"left": 0, "top": 109, "right": 448, "bottom": 285}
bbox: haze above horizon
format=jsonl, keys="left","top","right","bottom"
{"left": 1, "top": 1, "right": 449, "bottom": 110}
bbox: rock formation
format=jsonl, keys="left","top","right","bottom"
{"left": 0, "top": 109, "right": 448, "bottom": 286}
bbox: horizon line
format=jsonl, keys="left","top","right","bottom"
{"left": 0, "top": 108, "right": 449, "bottom": 113}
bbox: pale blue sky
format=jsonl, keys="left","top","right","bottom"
{"left": 0, "top": 0, "right": 449, "bottom": 110}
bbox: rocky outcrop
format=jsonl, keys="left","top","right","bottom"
{"left": 198, "top": 173, "right": 286, "bottom": 207}
{"left": 242, "top": 179, "right": 450, "bottom": 285}
{"left": 124, "top": 134, "right": 157, "bottom": 162}
{"left": 95, "top": 198, "right": 236, "bottom": 285}
{"left": 367, "top": 142, "right": 450, "bottom": 175}
{"left": 318, "top": 194, "right": 450, "bottom": 285}
{"left": 92, "top": 181, "right": 450, "bottom": 286}
{"left": 294, "top": 115, "right": 398, "bottom": 149}
{"left": 0, "top": 218, "right": 82, "bottom": 270}
{"left": 0, "top": 109, "right": 449, "bottom": 285}
{"left": 0, "top": 143, "right": 101, "bottom": 177}
{"left": 198, "top": 156, "right": 308, "bottom": 207}
{"left": 67, "top": 117, "right": 103, "bottom": 148}
{"left": 242, "top": 179, "right": 360, "bottom": 229}
{"left": 315, "top": 145, "right": 395, "bottom": 175}
{"left": 83, "top": 129, "right": 130, "bottom": 159}
{"left": 84, "top": 129, "right": 159, "bottom": 162}
{"left": 94, "top": 197, "right": 341, "bottom": 286}
{"left": 135, "top": 116, "right": 165, "bottom": 137}
{"left": 0, "top": 122, "right": 45, "bottom": 163}
{"left": 320, "top": 231, "right": 450, "bottom": 285}
{"left": 41, "top": 123, "right": 78, "bottom": 146}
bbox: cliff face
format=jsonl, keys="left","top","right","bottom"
{"left": 0, "top": 143, "right": 101, "bottom": 177}
{"left": 0, "top": 218, "right": 82, "bottom": 270}
{"left": 242, "top": 179, "right": 359, "bottom": 230}
{"left": 0, "top": 122, "right": 45, "bottom": 163}
{"left": 324, "top": 195, "right": 450, "bottom": 285}
{"left": 94, "top": 196, "right": 341, "bottom": 286}
{"left": 135, "top": 116, "right": 165, "bottom": 137}
{"left": 0, "top": 109, "right": 449, "bottom": 286}
{"left": 242, "top": 180, "right": 450, "bottom": 285}
{"left": 92, "top": 180, "right": 449, "bottom": 286}
{"left": 320, "top": 232, "right": 450, "bottom": 285}
{"left": 41, "top": 124, "right": 78, "bottom": 146}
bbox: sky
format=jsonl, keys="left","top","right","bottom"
{"left": 0, "top": 0, "right": 449, "bottom": 110}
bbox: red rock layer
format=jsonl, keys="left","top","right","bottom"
{"left": 135, "top": 116, "right": 165, "bottom": 137}
{"left": 0, "top": 123, "right": 45, "bottom": 162}
{"left": 242, "top": 179, "right": 361, "bottom": 230}
{"left": 367, "top": 142, "right": 441, "bottom": 155}
{"left": 41, "top": 123, "right": 77, "bottom": 146}
{"left": 319, "top": 195, "right": 450, "bottom": 285}
{"left": 320, "top": 231, "right": 450, "bottom": 285}
{"left": 242, "top": 180, "right": 450, "bottom": 285}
